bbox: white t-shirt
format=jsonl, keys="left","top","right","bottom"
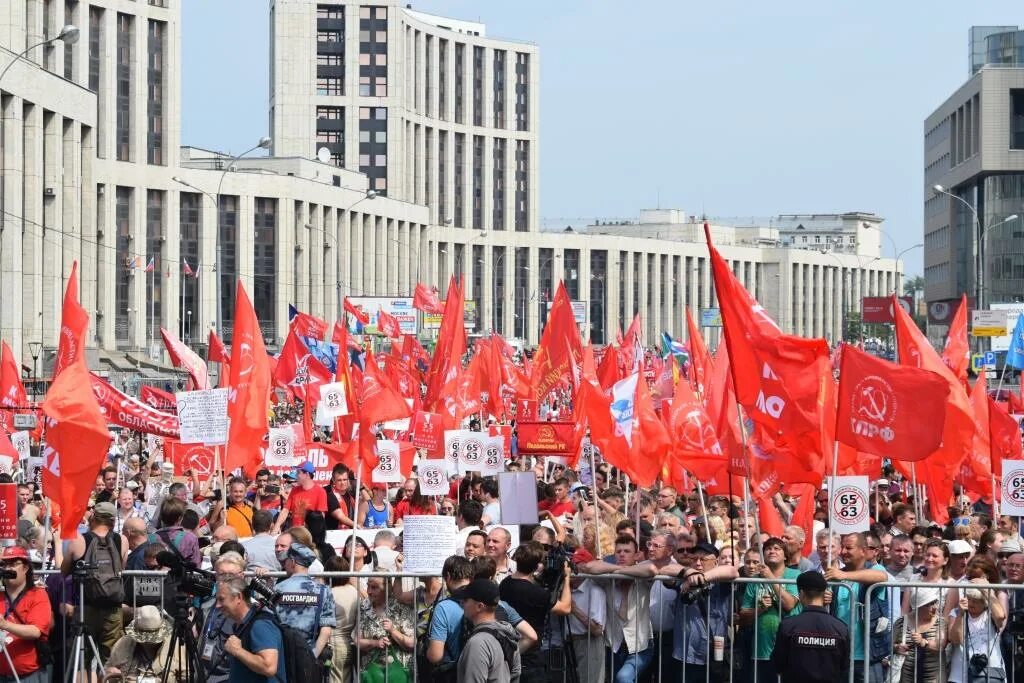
{"left": 947, "top": 609, "right": 1005, "bottom": 683}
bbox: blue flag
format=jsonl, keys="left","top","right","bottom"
{"left": 1006, "top": 314, "right": 1024, "bottom": 369}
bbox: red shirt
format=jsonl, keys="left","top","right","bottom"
{"left": 284, "top": 484, "right": 328, "bottom": 525}
{"left": 0, "top": 586, "right": 52, "bottom": 675}
{"left": 394, "top": 499, "right": 437, "bottom": 523}
{"left": 539, "top": 499, "right": 575, "bottom": 518}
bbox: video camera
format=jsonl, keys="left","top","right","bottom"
{"left": 539, "top": 544, "right": 575, "bottom": 593}
{"left": 155, "top": 550, "right": 216, "bottom": 599}
{"left": 246, "top": 575, "right": 279, "bottom": 607}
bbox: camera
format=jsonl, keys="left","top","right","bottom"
{"left": 247, "top": 576, "right": 279, "bottom": 606}
{"left": 968, "top": 653, "right": 989, "bottom": 678}
{"left": 72, "top": 559, "right": 99, "bottom": 576}
{"left": 156, "top": 551, "right": 216, "bottom": 599}
{"left": 263, "top": 484, "right": 280, "bottom": 495}
{"left": 539, "top": 545, "right": 575, "bottom": 593}
{"left": 680, "top": 582, "right": 714, "bottom": 605}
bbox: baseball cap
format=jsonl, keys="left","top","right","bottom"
{"left": 796, "top": 571, "right": 828, "bottom": 592}
{"left": 1, "top": 546, "right": 30, "bottom": 562}
{"left": 93, "top": 502, "right": 117, "bottom": 518}
{"left": 692, "top": 541, "right": 719, "bottom": 557}
{"left": 569, "top": 482, "right": 586, "bottom": 494}
{"left": 286, "top": 543, "right": 316, "bottom": 567}
{"left": 290, "top": 461, "right": 316, "bottom": 478}
{"left": 947, "top": 540, "right": 973, "bottom": 556}
{"left": 451, "top": 579, "right": 500, "bottom": 607}
{"left": 998, "top": 538, "right": 1022, "bottom": 555}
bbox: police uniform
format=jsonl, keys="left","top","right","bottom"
{"left": 273, "top": 544, "right": 337, "bottom": 649}
{"left": 771, "top": 570, "right": 850, "bottom": 683}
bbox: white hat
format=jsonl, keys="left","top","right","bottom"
{"left": 910, "top": 591, "right": 939, "bottom": 610}
{"left": 999, "top": 538, "right": 1022, "bottom": 555}
{"left": 125, "top": 605, "right": 171, "bottom": 643}
{"left": 947, "top": 539, "right": 973, "bottom": 556}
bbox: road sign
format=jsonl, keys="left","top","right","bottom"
{"left": 984, "top": 351, "right": 997, "bottom": 370}
{"left": 971, "top": 354, "right": 984, "bottom": 373}
{"left": 972, "top": 310, "right": 1008, "bottom": 337}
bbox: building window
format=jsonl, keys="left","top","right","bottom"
{"left": 515, "top": 52, "right": 529, "bottom": 131}
{"left": 253, "top": 198, "right": 277, "bottom": 339}
{"left": 493, "top": 49, "right": 506, "bottom": 129}
{"left": 145, "top": 191, "right": 164, "bottom": 342}
{"left": 565, "top": 249, "right": 580, "bottom": 300}
{"left": 438, "top": 39, "right": 448, "bottom": 121}
{"left": 179, "top": 193, "right": 201, "bottom": 343}
{"left": 472, "top": 135, "right": 484, "bottom": 230}
{"left": 116, "top": 13, "right": 133, "bottom": 161}
{"left": 514, "top": 247, "right": 528, "bottom": 338}
{"left": 590, "top": 250, "right": 607, "bottom": 343}
{"left": 147, "top": 20, "right": 165, "bottom": 165}
{"left": 425, "top": 36, "right": 433, "bottom": 117}
{"left": 1012, "top": 89, "right": 1024, "bottom": 150}
{"left": 115, "top": 187, "right": 132, "bottom": 346}
{"left": 454, "top": 43, "right": 465, "bottom": 124}
{"left": 316, "top": 5, "right": 345, "bottom": 95}
{"left": 515, "top": 140, "right": 529, "bottom": 232}
{"left": 493, "top": 138, "right": 505, "bottom": 231}
{"left": 88, "top": 6, "right": 101, "bottom": 93}
{"left": 493, "top": 245, "right": 506, "bottom": 332}
{"left": 317, "top": 77, "right": 343, "bottom": 96}
{"left": 358, "top": 106, "right": 387, "bottom": 195}
{"left": 359, "top": 5, "right": 387, "bottom": 97}
{"left": 316, "top": 106, "right": 345, "bottom": 167}
{"left": 454, "top": 132, "right": 465, "bottom": 227}
{"left": 219, "top": 196, "right": 239, "bottom": 339}
{"left": 63, "top": 0, "right": 75, "bottom": 79}
{"left": 472, "top": 46, "right": 483, "bottom": 126}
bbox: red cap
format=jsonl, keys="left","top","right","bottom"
{"left": 1, "top": 546, "right": 30, "bottom": 562}
{"left": 572, "top": 548, "right": 595, "bottom": 565}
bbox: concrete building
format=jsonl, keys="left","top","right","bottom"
{"left": 1, "top": 0, "right": 901, "bottom": 377}
{"left": 924, "top": 26, "right": 1024, "bottom": 338}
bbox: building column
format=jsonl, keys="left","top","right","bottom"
{"left": 0, "top": 95, "right": 24, "bottom": 355}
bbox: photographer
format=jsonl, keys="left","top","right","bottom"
{"left": 216, "top": 576, "right": 285, "bottom": 683}
{"left": 0, "top": 546, "right": 52, "bottom": 683}
{"left": 948, "top": 586, "right": 1007, "bottom": 683}
{"left": 199, "top": 553, "right": 248, "bottom": 683}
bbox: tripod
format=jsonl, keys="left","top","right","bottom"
{"left": 64, "top": 566, "right": 106, "bottom": 683}
{"left": 159, "top": 593, "right": 204, "bottom": 683}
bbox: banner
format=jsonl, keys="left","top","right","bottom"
{"left": 417, "top": 460, "right": 450, "bottom": 497}
{"left": 266, "top": 425, "right": 301, "bottom": 467}
{"left": 165, "top": 440, "right": 218, "bottom": 481}
{"left": 261, "top": 445, "right": 334, "bottom": 483}
{"left": 90, "top": 375, "right": 181, "bottom": 438}
{"left": 1002, "top": 459, "right": 1024, "bottom": 515}
{"left": 829, "top": 476, "right": 870, "bottom": 533}
{"left": 372, "top": 440, "right": 404, "bottom": 483}
{"left": 10, "top": 431, "right": 30, "bottom": 462}
{"left": 411, "top": 411, "right": 443, "bottom": 453}
{"left": 422, "top": 300, "right": 478, "bottom": 331}
{"left": 515, "top": 421, "right": 575, "bottom": 456}
{"left": 481, "top": 436, "right": 505, "bottom": 476}
{"left": 401, "top": 516, "right": 457, "bottom": 574}
{"left": 459, "top": 431, "right": 488, "bottom": 475}
{"left": 444, "top": 429, "right": 469, "bottom": 475}
{"left": 318, "top": 382, "right": 349, "bottom": 418}
{"left": 515, "top": 399, "right": 538, "bottom": 422}
{"left": 862, "top": 296, "right": 914, "bottom": 324}
{"left": 139, "top": 385, "right": 176, "bottom": 411}
{"left": 0, "top": 483, "right": 16, "bottom": 540}
{"left": 345, "top": 297, "right": 417, "bottom": 336}
{"left": 175, "top": 388, "right": 230, "bottom": 445}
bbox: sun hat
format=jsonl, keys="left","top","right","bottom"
{"left": 124, "top": 605, "right": 172, "bottom": 644}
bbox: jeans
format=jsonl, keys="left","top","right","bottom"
{"left": 854, "top": 660, "right": 884, "bottom": 683}
{"left": 613, "top": 641, "right": 654, "bottom": 683}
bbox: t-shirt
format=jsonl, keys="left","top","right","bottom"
{"left": 284, "top": 484, "right": 328, "bottom": 526}
{"left": 226, "top": 502, "right": 256, "bottom": 537}
{"left": 741, "top": 568, "right": 801, "bottom": 659}
{"left": 393, "top": 499, "right": 436, "bottom": 523}
{"left": 232, "top": 611, "right": 286, "bottom": 683}
{"left": 538, "top": 499, "right": 574, "bottom": 518}
{"left": 428, "top": 598, "right": 465, "bottom": 665}
{"left": 324, "top": 485, "right": 355, "bottom": 531}
{"left": 241, "top": 535, "right": 279, "bottom": 572}
{"left": 481, "top": 501, "right": 501, "bottom": 526}
{"left": 498, "top": 577, "right": 550, "bottom": 638}
{"left": 0, "top": 586, "right": 52, "bottom": 675}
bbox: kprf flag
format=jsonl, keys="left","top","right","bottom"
{"left": 531, "top": 282, "right": 582, "bottom": 399}
{"left": 0, "top": 341, "right": 28, "bottom": 434}
{"left": 377, "top": 309, "right": 401, "bottom": 338}
{"left": 1006, "top": 314, "right": 1024, "bottom": 370}
{"left": 835, "top": 344, "right": 949, "bottom": 460}
{"left": 940, "top": 295, "right": 970, "bottom": 387}
{"left": 225, "top": 281, "right": 272, "bottom": 475}
{"left": 412, "top": 282, "right": 445, "bottom": 314}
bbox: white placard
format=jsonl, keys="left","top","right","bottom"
{"left": 1001, "top": 459, "right": 1024, "bottom": 515}
{"left": 319, "top": 382, "right": 349, "bottom": 418}
{"left": 0, "top": 455, "right": 13, "bottom": 474}
{"left": 402, "top": 515, "right": 457, "bottom": 574}
{"left": 417, "top": 460, "right": 450, "bottom": 496}
{"left": 829, "top": 475, "right": 870, "bottom": 533}
{"left": 10, "top": 432, "right": 30, "bottom": 462}
{"left": 498, "top": 472, "right": 539, "bottom": 525}
{"left": 372, "top": 440, "right": 404, "bottom": 483}
{"left": 265, "top": 427, "right": 297, "bottom": 467}
{"left": 314, "top": 402, "right": 333, "bottom": 428}
{"left": 175, "top": 388, "right": 230, "bottom": 445}
{"left": 444, "top": 429, "right": 468, "bottom": 475}
{"left": 480, "top": 436, "right": 505, "bottom": 476}
{"left": 459, "top": 432, "right": 487, "bottom": 475}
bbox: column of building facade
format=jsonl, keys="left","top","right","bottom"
{"left": 39, "top": 110, "right": 63, "bottom": 345}
{"left": 823, "top": 265, "right": 834, "bottom": 343}
{"left": 361, "top": 210, "right": 375, "bottom": 294}
{"left": 349, "top": 210, "right": 364, "bottom": 295}
{"left": 236, "top": 195, "right": 256, "bottom": 329}
{"left": 62, "top": 126, "right": 84, "bottom": 307}
{"left": 312, "top": 203, "right": 329, "bottom": 316}
{"left": 164, "top": 180, "right": 181, "bottom": 345}
{"left": 0, "top": 95, "right": 24, "bottom": 354}
{"left": 649, "top": 251, "right": 661, "bottom": 342}
{"left": 320, "top": 205, "right": 337, "bottom": 319}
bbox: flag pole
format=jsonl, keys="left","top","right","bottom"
{"left": 181, "top": 262, "right": 186, "bottom": 342}
{"left": 694, "top": 476, "right": 712, "bottom": 544}
{"left": 828, "top": 439, "right": 840, "bottom": 568}
{"left": 733, "top": 406, "right": 760, "bottom": 566}
{"left": 588, "top": 442, "right": 603, "bottom": 558}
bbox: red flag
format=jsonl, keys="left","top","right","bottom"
{"left": 377, "top": 309, "right": 401, "bottom": 339}
{"left": 668, "top": 367, "right": 727, "bottom": 482}
{"left": 140, "top": 384, "right": 176, "bottom": 411}
{"left": 531, "top": 282, "right": 583, "bottom": 399}
{"left": 424, "top": 277, "right": 467, "bottom": 410}
{"left": 412, "top": 282, "right": 445, "bottom": 314}
{"left": 940, "top": 294, "right": 970, "bottom": 388}
{"left": 208, "top": 330, "right": 230, "bottom": 363}
{"left": 402, "top": 335, "right": 430, "bottom": 371}
{"left": 226, "top": 282, "right": 272, "bottom": 475}
{"left": 621, "top": 314, "right": 644, "bottom": 373}
{"left": 90, "top": 374, "right": 181, "bottom": 438}
{"left": 344, "top": 298, "right": 370, "bottom": 325}
{"left": 358, "top": 352, "right": 413, "bottom": 427}
{"left": 596, "top": 345, "right": 624, "bottom": 391}
{"left": 290, "top": 310, "right": 328, "bottom": 340}
{"left": 961, "top": 372, "right": 994, "bottom": 503}
{"left": 437, "top": 366, "right": 483, "bottom": 430}
{"left": 835, "top": 344, "right": 949, "bottom": 460}
{"left": 54, "top": 262, "right": 89, "bottom": 377}
{"left": 989, "top": 398, "right": 1023, "bottom": 477}
{"left": 685, "top": 307, "right": 713, "bottom": 396}
{"left": 274, "top": 327, "right": 333, "bottom": 401}
{"left": 788, "top": 483, "right": 818, "bottom": 556}
{"left": 161, "top": 328, "right": 210, "bottom": 390}
{"left": 0, "top": 342, "right": 28, "bottom": 434}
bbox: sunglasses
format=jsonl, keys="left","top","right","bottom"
{"left": 952, "top": 518, "right": 971, "bottom": 527}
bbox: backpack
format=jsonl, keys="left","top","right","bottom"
{"left": 465, "top": 623, "right": 520, "bottom": 683}
{"left": 253, "top": 607, "right": 322, "bottom": 683}
{"left": 82, "top": 531, "right": 124, "bottom": 607}
{"left": 416, "top": 595, "right": 462, "bottom": 682}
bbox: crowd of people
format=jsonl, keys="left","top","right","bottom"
{"left": 0, "top": 428, "right": 1021, "bottom": 683}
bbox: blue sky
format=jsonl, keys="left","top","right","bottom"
{"left": 182, "top": 1, "right": 1024, "bottom": 276}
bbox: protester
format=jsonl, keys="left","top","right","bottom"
{"left": 0, "top": 546, "right": 52, "bottom": 683}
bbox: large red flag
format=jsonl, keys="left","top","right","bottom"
{"left": 531, "top": 282, "right": 583, "bottom": 399}
{"left": 226, "top": 282, "right": 272, "bottom": 474}
{"left": 989, "top": 398, "right": 1023, "bottom": 479}
{"left": 358, "top": 351, "right": 413, "bottom": 427}
{"left": 685, "top": 307, "right": 713, "bottom": 396}
{"left": 412, "top": 283, "right": 445, "bottom": 314}
{"left": 161, "top": 328, "right": 210, "bottom": 390}
{"left": 0, "top": 341, "right": 28, "bottom": 434}
{"left": 424, "top": 277, "right": 467, "bottom": 410}
{"left": 54, "top": 262, "right": 89, "bottom": 376}
{"left": 89, "top": 374, "right": 180, "bottom": 438}
{"left": 596, "top": 345, "right": 623, "bottom": 391}
{"left": 668, "top": 368, "right": 727, "bottom": 483}
{"left": 274, "top": 327, "right": 333, "bottom": 401}
{"left": 632, "top": 375, "right": 672, "bottom": 487}
{"left": 940, "top": 295, "right": 970, "bottom": 389}
{"left": 621, "top": 314, "right": 644, "bottom": 373}
{"left": 706, "top": 229, "right": 830, "bottom": 438}
{"left": 208, "top": 330, "right": 231, "bottom": 363}
{"left": 344, "top": 298, "right": 370, "bottom": 325}
{"left": 290, "top": 310, "right": 329, "bottom": 340}
{"left": 376, "top": 309, "right": 401, "bottom": 339}
{"left": 140, "top": 384, "right": 176, "bottom": 411}
{"left": 835, "top": 344, "right": 949, "bottom": 460}
{"left": 961, "top": 372, "right": 994, "bottom": 503}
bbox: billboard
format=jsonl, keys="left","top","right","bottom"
{"left": 545, "top": 300, "right": 588, "bottom": 324}
{"left": 345, "top": 297, "right": 417, "bottom": 336}
{"left": 971, "top": 309, "right": 1008, "bottom": 337}
{"left": 700, "top": 308, "right": 723, "bottom": 327}
{"left": 861, "top": 296, "right": 913, "bottom": 324}
{"left": 422, "top": 300, "right": 478, "bottom": 331}
{"left": 990, "top": 303, "right": 1024, "bottom": 352}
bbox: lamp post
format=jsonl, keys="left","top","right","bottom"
{"left": 28, "top": 342, "right": 41, "bottom": 403}
{"left": 304, "top": 189, "right": 377, "bottom": 319}
{"left": 0, "top": 25, "right": 79, "bottom": 85}
{"left": 172, "top": 136, "right": 271, "bottom": 340}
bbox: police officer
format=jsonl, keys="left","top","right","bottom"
{"left": 771, "top": 571, "right": 850, "bottom": 683}
{"left": 273, "top": 543, "right": 336, "bottom": 657}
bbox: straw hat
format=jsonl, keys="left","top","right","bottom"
{"left": 124, "top": 606, "right": 172, "bottom": 644}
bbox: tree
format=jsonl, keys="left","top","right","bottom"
{"left": 843, "top": 311, "right": 863, "bottom": 342}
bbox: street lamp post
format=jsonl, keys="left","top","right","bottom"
{"left": 28, "top": 342, "right": 41, "bottom": 403}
